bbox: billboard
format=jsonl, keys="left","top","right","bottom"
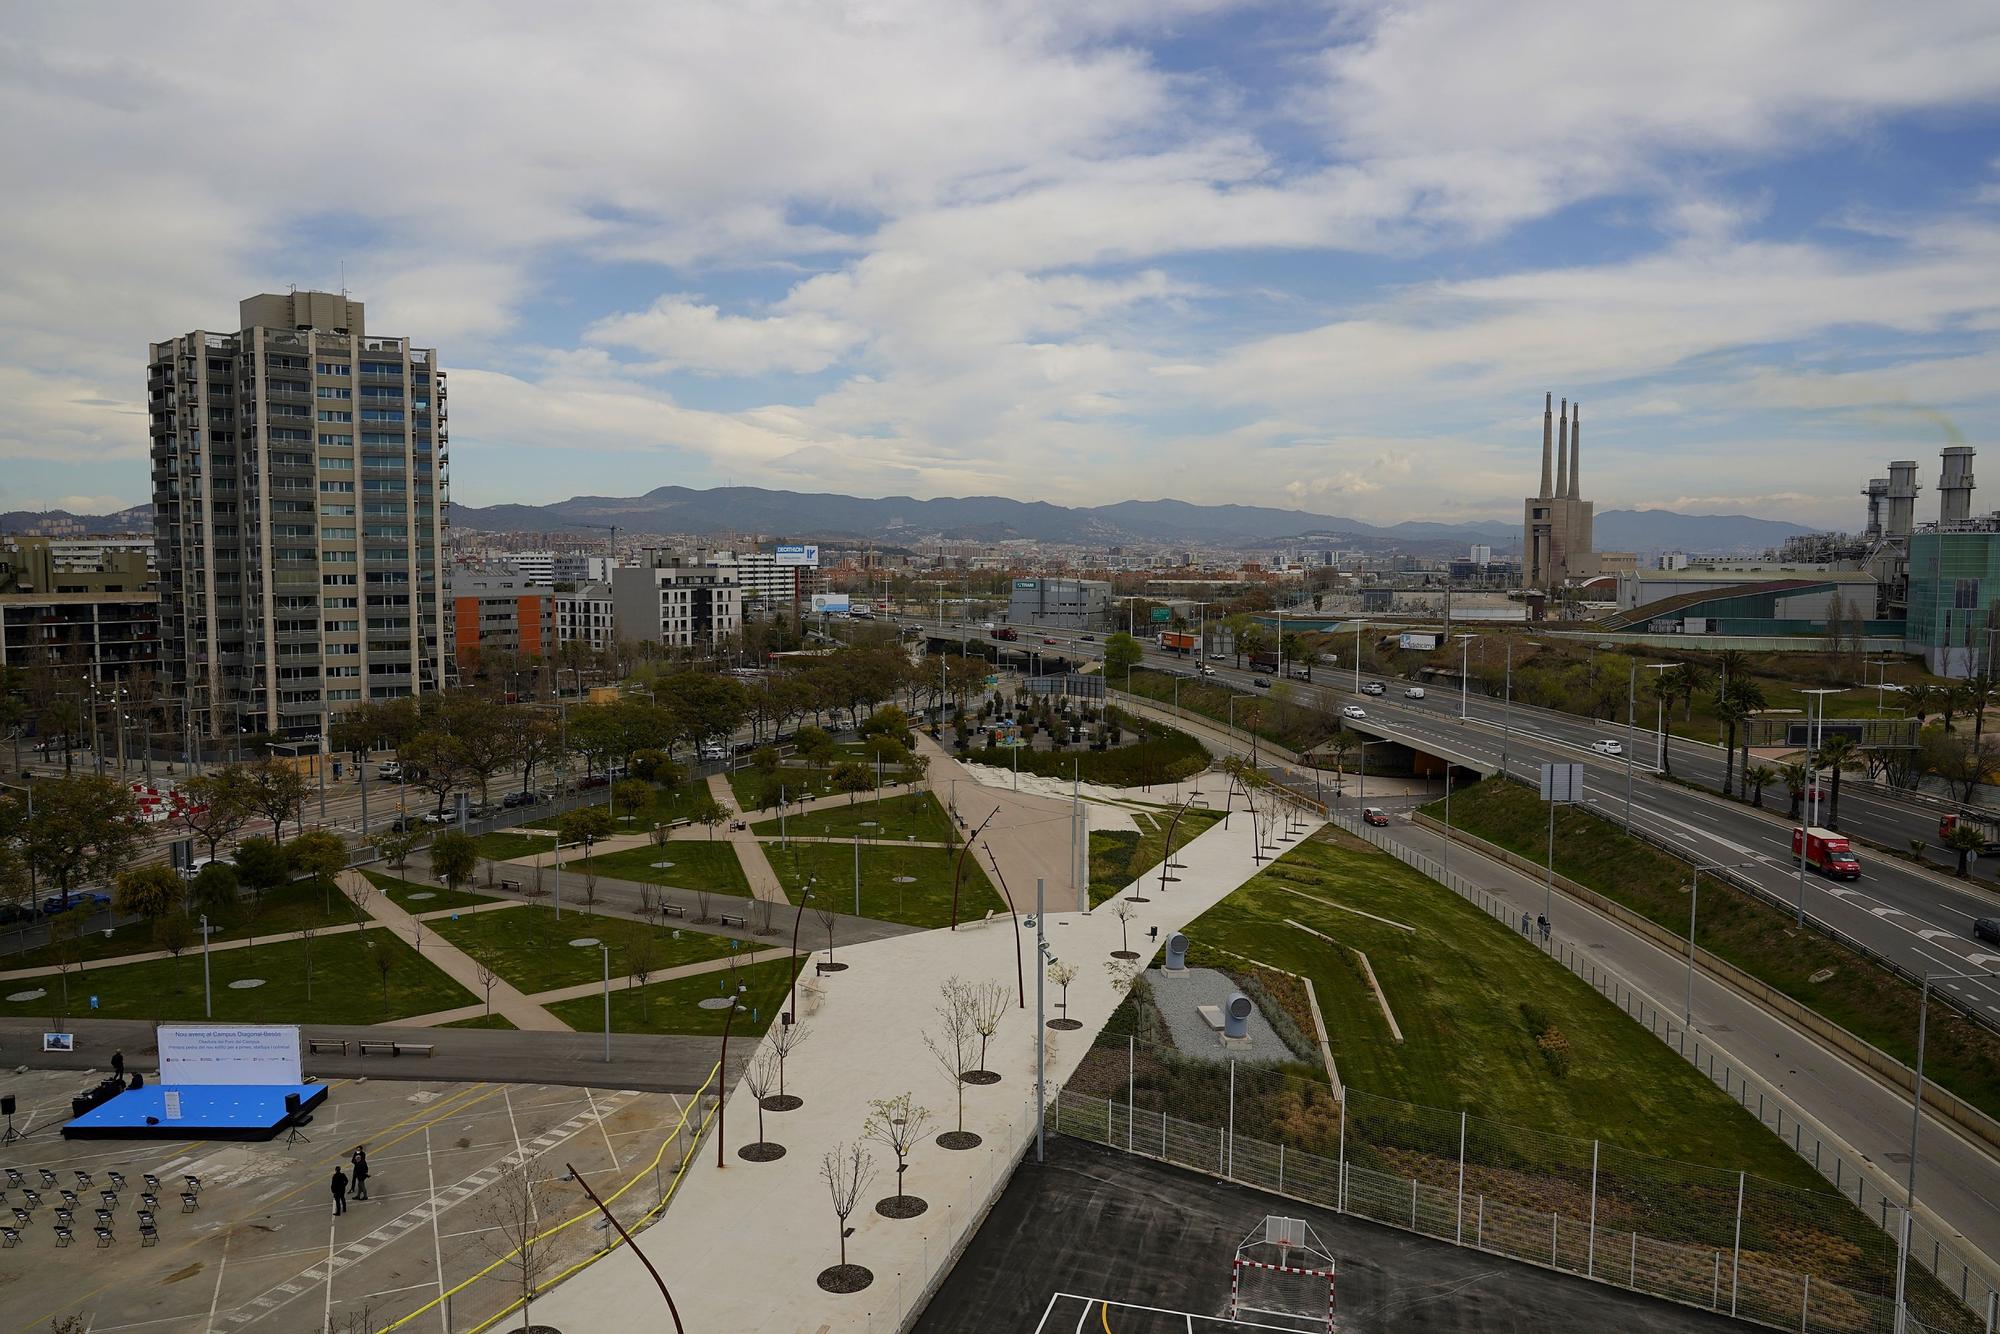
{"left": 811, "top": 593, "right": 851, "bottom": 615}
{"left": 774, "top": 544, "right": 820, "bottom": 568}
{"left": 158, "top": 1024, "right": 302, "bottom": 1087}
{"left": 1399, "top": 631, "right": 1444, "bottom": 651}
{"left": 1013, "top": 578, "right": 1039, "bottom": 590}
{"left": 1150, "top": 607, "right": 1171, "bottom": 623}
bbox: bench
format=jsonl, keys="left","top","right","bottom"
{"left": 357, "top": 1040, "right": 434, "bottom": 1058}
{"left": 661, "top": 903, "right": 687, "bottom": 919}
{"left": 308, "top": 1038, "right": 349, "bottom": 1056}
{"left": 498, "top": 878, "right": 523, "bottom": 892}
{"left": 717, "top": 912, "right": 748, "bottom": 928}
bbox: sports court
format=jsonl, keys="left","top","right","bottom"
{"left": 918, "top": 1137, "right": 1744, "bottom": 1334}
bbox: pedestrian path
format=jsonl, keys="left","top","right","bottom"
{"left": 0, "top": 915, "right": 378, "bottom": 982}
{"left": 395, "top": 945, "right": 795, "bottom": 1026}
{"left": 336, "top": 870, "right": 570, "bottom": 1032}
{"left": 533, "top": 796, "right": 1298, "bottom": 1331}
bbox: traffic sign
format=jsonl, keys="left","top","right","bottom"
{"left": 1539, "top": 762, "right": 1584, "bottom": 803}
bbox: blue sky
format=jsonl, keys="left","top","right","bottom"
{"left": 3, "top": 1, "right": 1999, "bottom": 530}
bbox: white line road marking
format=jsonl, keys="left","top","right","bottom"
{"left": 586, "top": 1086, "right": 618, "bottom": 1168}
{"left": 203, "top": 1228, "right": 230, "bottom": 1334}
{"left": 322, "top": 1218, "right": 335, "bottom": 1334}
{"left": 426, "top": 1126, "right": 447, "bottom": 1334}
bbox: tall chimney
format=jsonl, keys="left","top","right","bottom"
{"left": 1863, "top": 478, "right": 1888, "bottom": 540}
{"left": 1567, "top": 401, "right": 1581, "bottom": 498}
{"left": 1884, "top": 460, "right": 1920, "bottom": 538}
{"left": 1939, "top": 446, "right": 1976, "bottom": 526}
{"left": 1540, "top": 392, "right": 1553, "bottom": 498}
{"left": 1555, "top": 399, "right": 1569, "bottom": 497}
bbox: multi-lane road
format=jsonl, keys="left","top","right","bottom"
{"left": 909, "top": 616, "right": 2000, "bottom": 1021}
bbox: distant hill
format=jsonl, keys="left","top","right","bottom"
{"left": 0, "top": 505, "right": 151, "bottom": 536}
{"left": 1594, "top": 509, "right": 1816, "bottom": 554}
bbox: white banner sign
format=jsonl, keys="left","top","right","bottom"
{"left": 157, "top": 1024, "right": 303, "bottom": 1087}
{"left": 1539, "top": 762, "right": 1585, "bottom": 803}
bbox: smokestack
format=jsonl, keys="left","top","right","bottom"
{"left": 1540, "top": 392, "right": 1553, "bottom": 498}
{"left": 1555, "top": 399, "right": 1569, "bottom": 497}
{"left": 1568, "top": 402, "right": 1581, "bottom": 499}
{"left": 1940, "top": 446, "right": 1976, "bottom": 526}
{"left": 1863, "top": 478, "right": 1888, "bottom": 541}
{"left": 1885, "top": 460, "right": 1920, "bottom": 538}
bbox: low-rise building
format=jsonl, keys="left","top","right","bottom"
{"left": 448, "top": 571, "right": 555, "bottom": 677}
{"left": 1007, "top": 576, "right": 1112, "bottom": 629}
{"left": 556, "top": 581, "right": 616, "bottom": 651}
{"left": 612, "top": 555, "right": 741, "bottom": 649}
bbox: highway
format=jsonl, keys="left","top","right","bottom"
{"left": 907, "top": 616, "right": 2000, "bottom": 1021}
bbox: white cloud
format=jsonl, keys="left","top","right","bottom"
{"left": 586, "top": 298, "right": 865, "bottom": 376}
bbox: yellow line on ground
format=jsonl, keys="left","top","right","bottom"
{"left": 256, "top": 1081, "right": 504, "bottom": 1213}
{"left": 383, "top": 1066, "right": 719, "bottom": 1334}
{"left": 1102, "top": 1298, "right": 1114, "bottom": 1332}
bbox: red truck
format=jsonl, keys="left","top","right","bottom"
{"left": 990, "top": 626, "right": 1019, "bottom": 642}
{"left": 1792, "top": 826, "right": 1862, "bottom": 879}
{"left": 1157, "top": 630, "right": 1197, "bottom": 655}
{"left": 1938, "top": 812, "right": 2000, "bottom": 854}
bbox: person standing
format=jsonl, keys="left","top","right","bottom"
{"left": 111, "top": 1049, "right": 124, "bottom": 1079}
{"left": 349, "top": 1147, "right": 370, "bottom": 1201}
{"left": 330, "top": 1166, "right": 348, "bottom": 1216}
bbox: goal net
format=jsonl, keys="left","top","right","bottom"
{"left": 1228, "top": 1216, "right": 1336, "bottom": 1331}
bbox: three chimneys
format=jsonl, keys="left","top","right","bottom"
{"left": 1538, "top": 392, "right": 1581, "bottom": 500}
{"left": 1863, "top": 446, "right": 1977, "bottom": 540}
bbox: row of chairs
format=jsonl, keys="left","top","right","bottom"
{"left": 1, "top": 1169, "right": 198, "bottom": 1249}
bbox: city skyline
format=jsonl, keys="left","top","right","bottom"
{"left": 4, "top": 2, "right": 2000, "bottom": 529}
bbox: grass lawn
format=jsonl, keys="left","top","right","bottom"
{"left": 0, "top": 878, "right": 366, "bottom": 972}
{"left": 0, "top": 926, "right": 472, "bottom": 1025}
{"left": 750, "top": 789, "right": 954, "bottom": 843}
{"left": 1425, "top": 778, "right": 2000, "bottom": 1120}
{"left": 521, "top": 781, "right": 705, "bottom": 832}
{"left": 570, "top": 841, "right": 752, "bottom": 896}
{"left": 548, "top": 955, "right": 803, "bottom": 1036}
{"left": 427, "top": 904, "right": 747, "bottom": 994}
{"left": 727, "top": 765, "right": 840, "bottom": 811}
{"left": 363, "top": 869, "right": 496, "bottom": 912}
{"left": 1180, "top": 833, "right": 1826, "bottom": 1189}
{"left": 1124, "top": 667, "right": 1332, "bottom": 757}
{"left": 953, "top": 706, "right": 1211, "bottom": 786}
{"left": 439, "top": 1012, "right": 517, "bottom": 1030}
{"left": 1088, "top": 807, "right": 1226, "bottom": 906}
{"left": 765, "top": 838, "right": 1007, "bottom": 928}
{"left": 474, "top": 830, "right": 557, "bottom": 861}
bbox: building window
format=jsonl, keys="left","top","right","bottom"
{"left": 1954, "top": 578, "right": 1981, "bottom": 610}
{"left": 316, "top": 362, "right": 351, "bottom": 376}
{"left": 316, "top": 386, "right": 352, "bottom": 400}
{"left": 318, "top": 410, "right": 353, "bottom": 423}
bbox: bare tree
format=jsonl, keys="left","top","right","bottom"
{"left": 753, "top": 895, "right": 776, "bottom": 936}
{"left": 299, "top": 926, "right": 318, "bottom": 1003}
{"left": 922, "top": 977, "right": 982, "bottom": 1146}
{"left": 813, "top": 901, "right": 842, "bottom": 969}
{"left": 765, "top": 1020, "right": 809, "bottom": 1108}
{"left": 581, "top": 865, "right": 601, "bottom": 918}
{"left": 818, "top": 1141, "right": 876, "bottom": 1278}
{"left": 1047, "top": 960, "right": 1079, "bottom": 1026}
{"left": 1110, "top": 899, "right": 1138, "bottom": 959}
{"left": 347, "top": 876, "right": 376, "bottom": 921}
{"left": 693, "top": 888, "right": 713, "bottom": 924}
{"left": 475, "top": 961, "right": 500, "bottom": 1018}
{"left": 739, "top": 1049, "right": 784, "bottom": 1159}
{"left": 625, "top": 935, "right": 659, "bottom": 1021}
{"left": 372, "top": 941, "right": 395, "bottom": 1017}
{"left": 864, "top": 1092, "right": 934, "bottom": 1215}
{"left": 474, "top": 1160, "right": 561, "bottom": 1331}
{"left": 967, "top": 980, "right": 1008, "bottom": 1082}
{"left": 635, "top": 882, "right": 659, "bottom": 924}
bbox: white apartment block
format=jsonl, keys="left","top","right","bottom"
{"left": 556, "top": 581, "right": 616, "bottom": 650}
{"left": 611, "top": 558, "right": 740, "bottom": 649}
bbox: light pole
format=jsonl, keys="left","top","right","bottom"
{"left": 200, "top": 913, "right": 212, "bottom": 1018}
{"left": 1644, "top": 663, "right": 1674, "bottom": 775}
{"left": 1684, "top": 860, "right": 1757, "bottom": 1025}
{"left": 1501, "top": 640, "right": 1516, "bottom": 778}
{"left": 1894, "top": 964, "right": 1997, "bottom": 1332}
{"left": 602, "top": 943, "right": 612, "bottom": 1063}
{"left": 1352, "top": 619, "right": 1363, "bottom": 696}
{"left": 1796, "top": 688, "right": 1845, "bottom": 926}
{"left": 1454, "top": 634, "right": 1477, "bottom": 720}
{"left": 1034, "top": 877, "right": 1048, "bottom": 1164}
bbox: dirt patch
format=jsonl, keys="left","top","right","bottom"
{"left": 163, "top": 1262, "right": 204, "bottom": 1284}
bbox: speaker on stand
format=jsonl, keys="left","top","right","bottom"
{"left": 2, "top": 1093, "right": 19, "bottom": 1145}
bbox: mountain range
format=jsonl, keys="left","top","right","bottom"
{"left": 2, "top": 489, "right": 1815, "bottom": 555}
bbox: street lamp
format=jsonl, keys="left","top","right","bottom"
{"left": 1796, "top": 688, "right": 1846, "bottom": 927}
{"left": 1894, "top": 964, "right": 1998, "bottom": 1332}
{"left": 602, "top": 943, "right": 612, "bottom": 1063}
{"left": 1684, "top": 860, "right": 1757, "bottom": 1025}
{"left": 200, "top": 913, "right": 212, "bottom": 1018}
{"left": 1454, "top": 634, "right": 1477, "bottom": 721}
{"left": 1644, "top": 663, "right": 1675, "bottom": 775}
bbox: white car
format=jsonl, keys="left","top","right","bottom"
{"left": 1361, "top": 681, "right": 1385, "bottom": 695}
{"left": 1590, "top": 739, "right": 1623, "bottom": 756}
{"left": 1342, "top": 705, "right": 1366, "bottom": 719}
{"left": 1404, "top": 687, "right": 1426, "bottom": 699}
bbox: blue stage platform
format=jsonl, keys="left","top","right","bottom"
{"left": 62, "top": 1083, "right": 327, "bottom": 1141}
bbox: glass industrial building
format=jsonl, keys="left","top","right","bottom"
{"left": 1904, "top": 529, "right": 2000, "bottom": 678}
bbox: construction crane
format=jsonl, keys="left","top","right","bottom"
{"left": 574, "top": 522, "right": 619, "bottom": 557}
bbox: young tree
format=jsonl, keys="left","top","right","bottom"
{"left": 374, "top": 827, "right": 421, "bottom": 869}
{"left": 287, "top": 828, "right": 350, "bottom": 914}
{"left": 1109, "top": 899, "right": 1138, "bottom": 958}
{"left": 814, "top": 901, "right": 841, "bottom": 968}
{"left": 190, "top": 861, "right": 240, "bottom": 921}
{"left": 831, "top": 761, "right": 872, "bottom": 806}
{"left": 922, "top": 977, "right": 982, "bottom": 1145}
{"left": 817, "top": 1141, "right": 876, "bottom": 1276}
{"left": 613, "top": 777, "right": 653, "bottom": 822}
{"left": 47, "top": 904, "right": 92, "bottom": 1019}
{"left": 475, "top": 961, "right": 500, "bottom": 1018}
{"left": 581, "top": 863, "right": 602, "bottom": 917}
{"left": 1101, "top": 631, "right": 1144, "bottom": 683}
{"left": 555, "top": 805, "right": 614, "bottom": 856}
{"left": 474, "top": 1161, "right": 561, "bottom": 1331}
{"left": 1046, "top": 959, "right": 1079, "bottom": 1025}
{"left": 114, "top": 862, "right": 185, "bottom": 926}
{"left": 430, "top": 829, "right": 478, "bottom": 891}
{"left": 513, "top": 713, "right": 564, "bottom": 799}
{"left": 371, "top": 940, "right": 395, "bottom": 1015}
{"left": 231, "top": 836, "right": 290, "bottom": 906}
{"left": 624, "top": 933, "right": 659, "bottom": 1014}
{"left": 967, "top": 980, "right": 1008, "bottom": 1081}
{"left": 400, "top": 731, "right": 463, "bottom": 815}
{"left": 1780, "top": 762, "right": 1808, "bottom": 819}
{"left": 740, "top": 1049, "right": 784, "bottom": 1158}
{"left": 1946, "top": 821, "right": 1987, "bottom": 878}
{"left": 241, "top": 757, "right": 311, "bottom": 844}
{"left": 1745, "top": 764, "right": 1776, "bottom": 809}
{"left": 766, "top": 1020, "right": 808, "bottom": 1107}
{"left": 687, "top": 792, "right": 727, "bottom": 841}
{"left": 863, "top": 1092, "right": 934, "bottom": 1214}
{"left": 300, "top": 925, "right": 319, "bottom": 1003}
{"left": 1815, "top": 734, "right": 1861, "bottom": 829}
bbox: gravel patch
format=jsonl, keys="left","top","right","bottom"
{"left": 1151, "top": 966, "right": 1290, "bottom": 1064}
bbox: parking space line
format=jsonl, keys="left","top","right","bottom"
{"left": 425, "top": 1126, "right": 447, "bottom": 1334}
{"left": 202, "top": 1229, "right": 230, "bottom": 1334}
{"left": 584, "top": 1087, "right": 617, "bottom": 1169}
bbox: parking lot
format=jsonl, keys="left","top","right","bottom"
{"left": 0, "top": 1068, "right": 696, "bottom": 1333}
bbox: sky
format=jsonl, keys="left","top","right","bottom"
{"left": 3, "top": 1, "right": 2000, "bottom": 530}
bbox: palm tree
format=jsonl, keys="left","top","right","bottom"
{"left": 1647, "top": 670, "right": 1678, "bottom": 775}
{"left": 1904, "top": 682, "right": 1937, "bottom": 729}
{"left": 1780, "top": 761, "right": 1808, "bottom": 819}
{"left": 1716, "top": 691, "right": 1749, "bottom": 798}
{"left": 1675, "top": 662, "right": 1709, "bottom": 722}
{"left": 1945, "top": 821, "right": 1987, "bottom": 879}
{"left": 1745, "top": 764, "right": 1776, "bottom": 809}
{"left": 1962, "top": 674, "right": 1999, "bottom": 747}
{"left": 1715, "top": 648, "right": 1750, "bottom": 696}
{"left": 1815, "top": 734, "right": 1861, "bottom": 829}
{"left": 1733, "top": 678, "right": 1768, "bottom": 792}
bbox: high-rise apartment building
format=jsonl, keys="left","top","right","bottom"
{"left": 149, "top": 291, "right": 450, "bottom": 739}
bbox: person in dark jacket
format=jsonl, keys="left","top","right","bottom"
{"left": 111, "top": 1049, "right": 124, "bottom": 1079}
{"left": 349, "top": 1147, "right": 370, "bottom": 1201}
{"left": 330, "top": 1166, "right": 348, "bottom": 1216}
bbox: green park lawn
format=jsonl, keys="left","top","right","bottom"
{"left": 0, "top": 877, "right": 367, "bottom": 972}
{"left": 521, "top": 781, "right": 705, "bottom": 833}
{"left": 570, "top": 841, "right": 752, "bottom": 897}
{"left": 749, "top": 790, "right": 955, "bottom": 843}
{"left": 727, "top": 765, "right": 840, "bottom": 811}
{"left": 0, "top": 926, "right": 472, "bottom": 1025}
{"left": 1425, "top": 778, "right": 2000, "bottom": 1120}
{"left": 474, "top": 830, "right": 558, "bottom": 862}
{"left": 427, "top": 903, "right": 748, "bottom": 994}
{"left": 439, "top": 1012, "right": 518, "bottom": 1030}
{"left": 363, "top": 869, "right": 496, "bottom": 913}
{"left": 1088, "top": 807, "right": 1225, "bottom": 906}
{"left": 765, "top": 838, "right": 1007, "bottom": 928}
{"left": 1179, "top": 832, "right": 1825, "bottom": 1189}
{"left": 548, "top": 955, "right": 803, "bottom": 1036}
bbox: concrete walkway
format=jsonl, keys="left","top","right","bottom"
{"left": 396, "top": 945, "right": 796, "bottom": 1026}
{"left": 338, "top": 870, "right": 570, "bottom": 1033}
{"left": 0, "top": 914, "right": 378, "bottom": 982}
{"left": 533, "top": 795, "right": 1301, "bottom": 1332}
